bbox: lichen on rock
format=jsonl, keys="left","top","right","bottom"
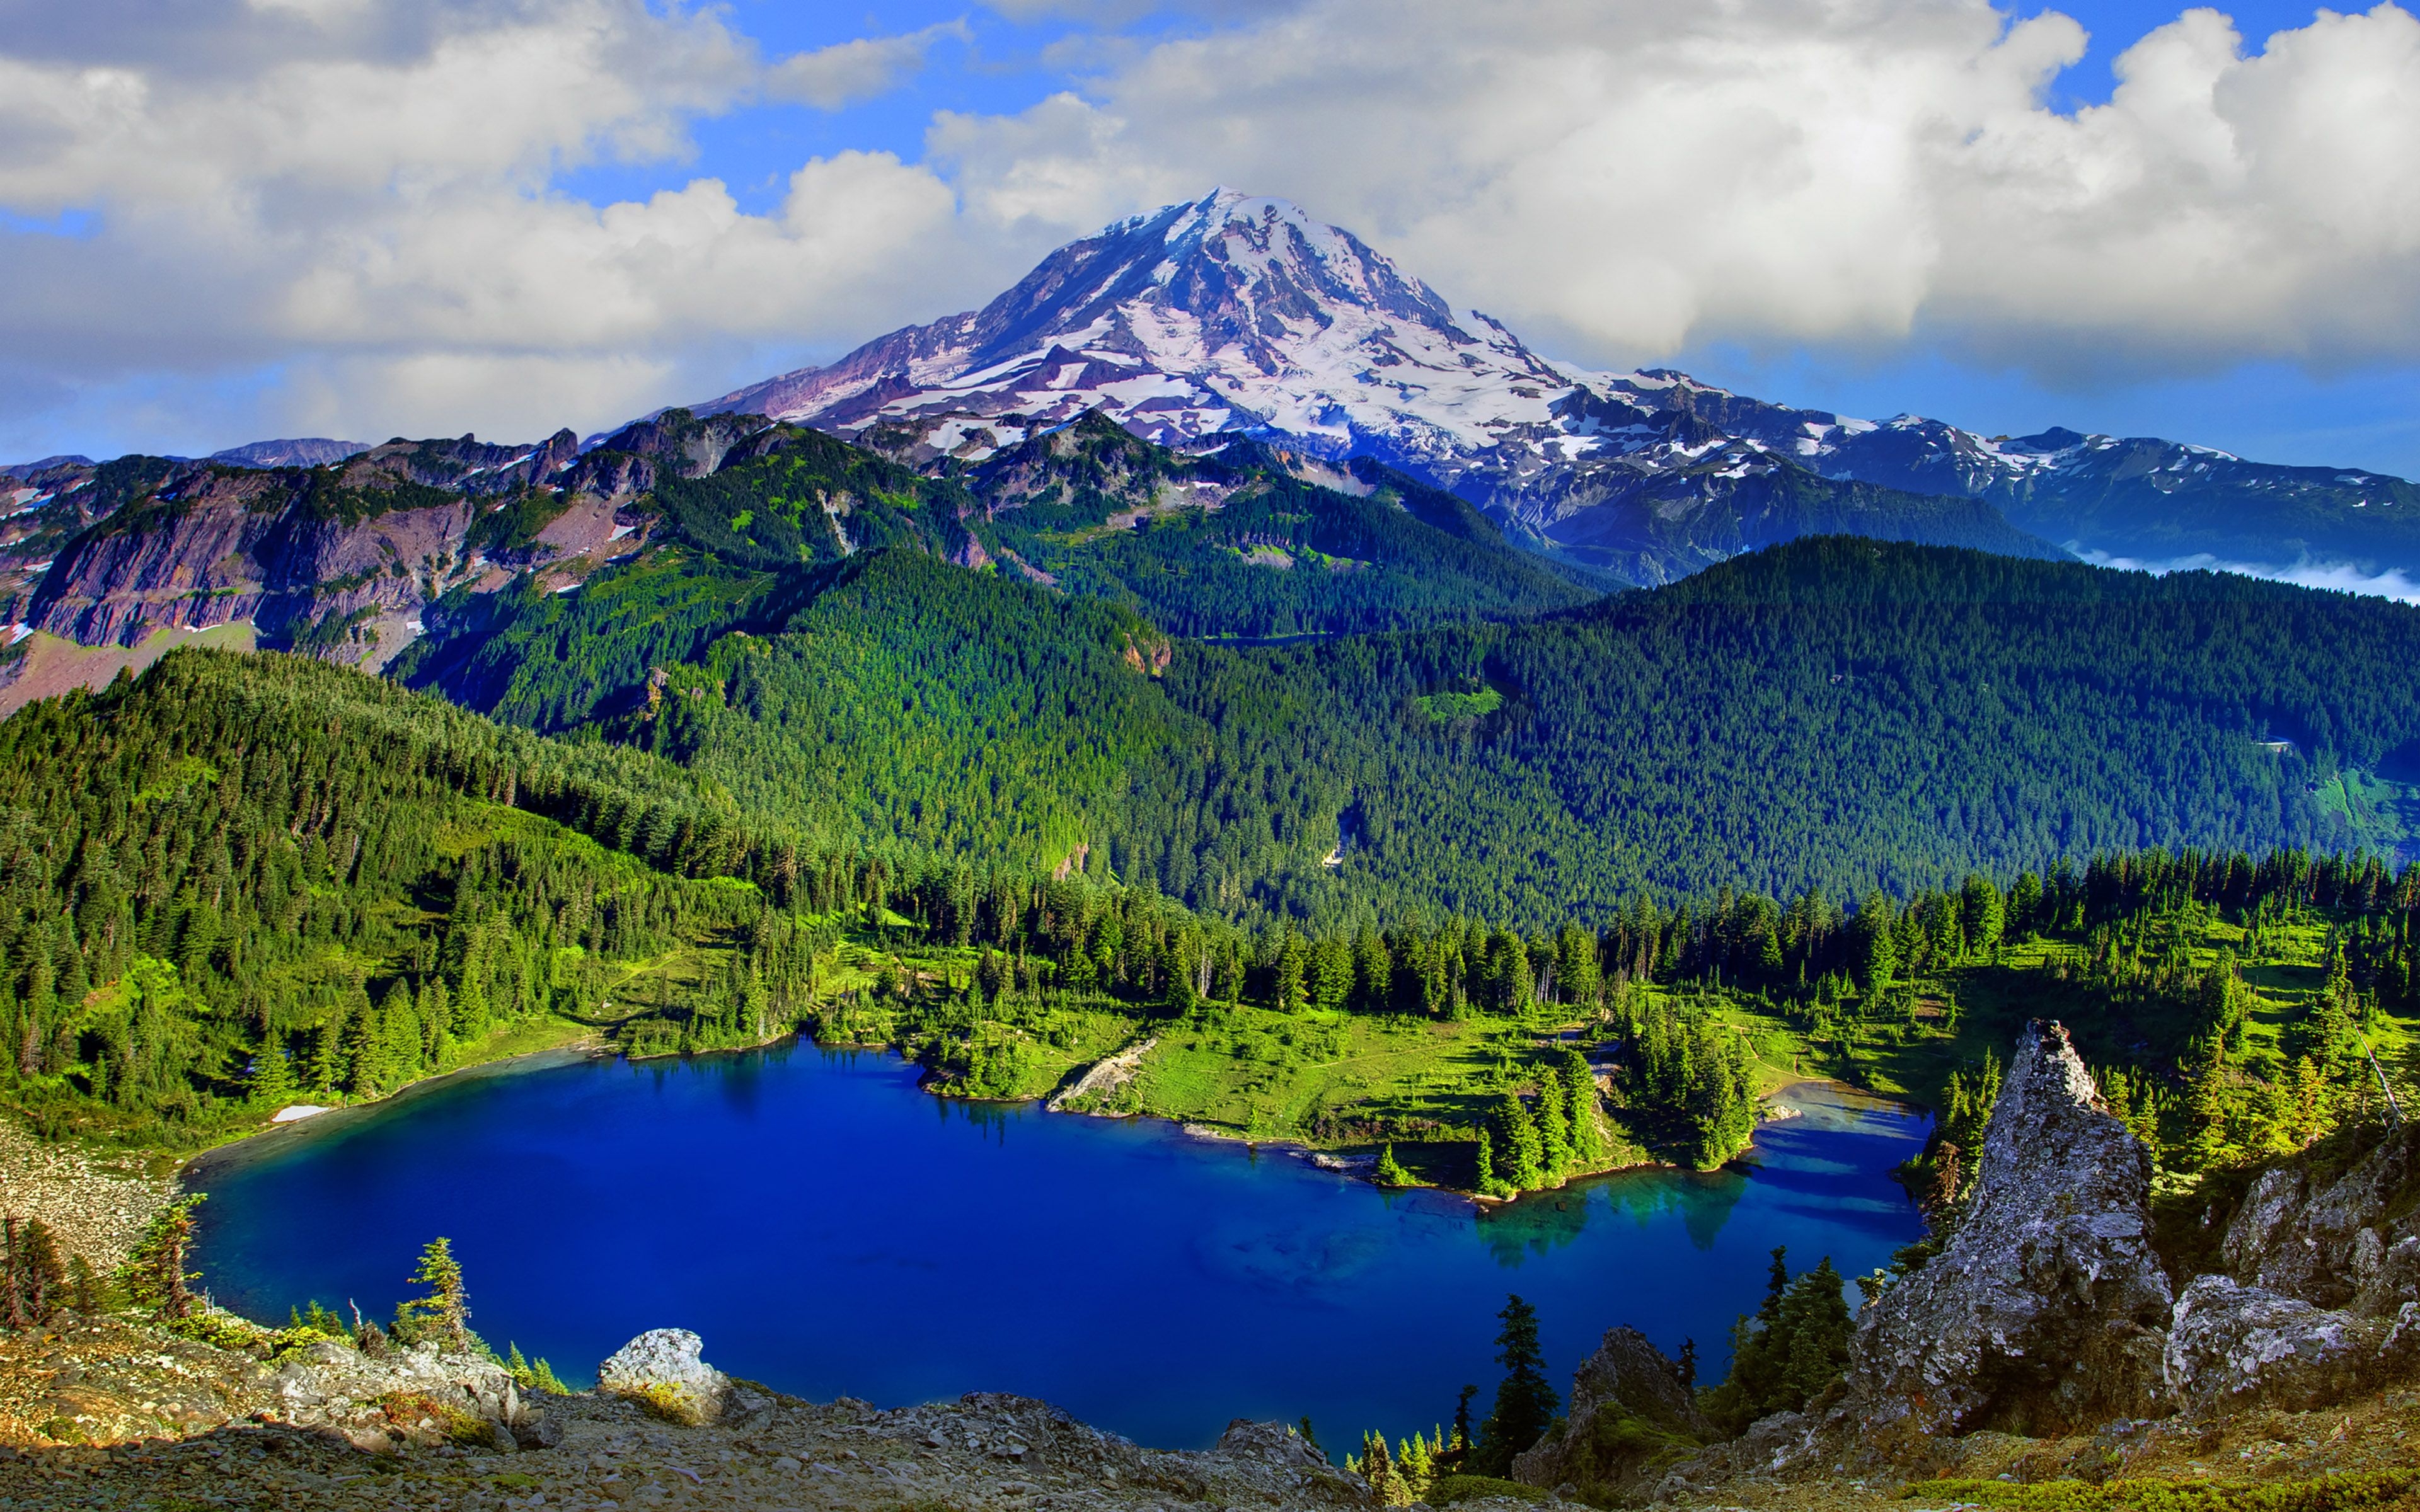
{"left": 1849, "top": 1019, "right": 2174, "bottom": 1438}
{"left": 596, "top": 1329, "right": 732, "bottom": 1425}
{"left": 1511, "top": 1326, "right": 1708, "bottom": 1503}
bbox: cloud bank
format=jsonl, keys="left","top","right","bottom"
{"left": 3, "top": 0, "right": 2419, "bottom": 452}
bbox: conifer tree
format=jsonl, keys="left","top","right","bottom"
{"left": 397, "top": 1236, "right": 472, "bottom": 1353}
{"left": 1535, "top": 1074, "right": 1571, "bottom": 1183}
{"left": 1473, "top": 1293, "right": 1558, "bottom": 1476}
{"left": 14, "top": 1218, "right": 65, "bottom": 1321}
{"left": 247, "top": 1040, "right": 296, "bottom": 1107}
{"left": 1373, "top": 1143, "right": 1412, "bottom": 1186}
{"left": 124, "top": 1196, "right": 203, "bottom": 1320}
{"left": 1493, "top": 1092, "right": 1543, "bottom": 1191}
{"left": 1559, "top": 1050, "right": 1603, "bottom": 1163}
{"left": 1473, "top": 1130, "right": 1503, "bottom": 1198}
{"left": 1274, "top": 929, "right": 1308, "bottom": 1014}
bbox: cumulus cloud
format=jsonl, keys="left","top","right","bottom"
{"left": 0, "top": 0, "right": 995, "bottom": 448}
{"left": 932, "top": 0, "right": 2420, "bottom": 381}
{"left": 9, "top": 0, "right": 2420, "bottom": 456}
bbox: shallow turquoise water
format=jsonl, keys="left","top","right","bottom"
{"left": 189, "top": 1044, "right": 1925, "bottom": 1449}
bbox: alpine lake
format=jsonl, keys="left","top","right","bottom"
{"left": 188, "top": 1042, "right": 1927, "bottom": 1450}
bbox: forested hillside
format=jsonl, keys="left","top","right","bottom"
{"left": 2, "top": 647, "right": 2409, "bottom": 1206}
{"left": 0, "top": 653, "right": 834, "bottom": 1146}
{"left": 403, "top": 524, "right": 2420, "bottom": 929}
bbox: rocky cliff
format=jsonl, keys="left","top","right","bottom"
{"left": 1850, "top": 1020, "right": 2174, "bottom": 1440}
{"left": 2162, "top": 1123, "right": 2420, "bottom": 1415}
{"left": 1642, "top": 1021, "right": 2419, "bottom": 1503}
{"left": 1511, "top": 1327, "right": 1711, "bottom": 1503}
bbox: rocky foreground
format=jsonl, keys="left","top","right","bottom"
{"left": 1, "top": 1020, "right": 2417, "bottom": 1510}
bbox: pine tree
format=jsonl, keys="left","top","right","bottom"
{"left": 1398, "top": 1431, "right": 1436, "bottom": 1503}
{"left": 1448, "top": 1383, "right": 1477, "bottom": 1470}
{"left": 1494, "top": 1092, "right": 1543, "bottom": 1191}
{"left": 1473, "top": 1127, "right": 1503, "bottom": 1198}
{"left": 1373, "top": 1143, "right": 1413, "bottom": 1186}
{"left": 1535, "top": 1074, "right": 1571, "bottom": 1183}
{"left": 14, "top": 1219, "right": 65, "bottom": 1321}
{"left": 1559, "top": 1050, "right": 1603, "bottom": 1164}
{"left": 1358, "top": 1429, "right": 1399, "bottom": 1504}
{"left": 1473, "top": 1294, "right": 1559, "bottom": 1476}
{"left": 396, "top": 1236, "right": 472, "bottom": 1353}
{"left": 247, "top": 1039, "right": 296, "bottom": 1107}
{"left": 1274, "top": 929, "right": 1308, "bottom": 1014}
{"left": 124, "top": 1196, "right": 203, "bottom": 1320}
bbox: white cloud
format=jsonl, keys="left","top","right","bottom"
{"left": 765, "top": 20, "right": 970, "bottom": 111}
{"left": 0, "top": 0, "right": 998, "bottom": 450}
{"left": 2073, "top": 548, "right": 2420, "bottom": 604}
{"left": 932, "top": 0, "right": 2420, "bottom": 381}
{"left": 9, "top": 0, "right": 2420, "bottom": 457}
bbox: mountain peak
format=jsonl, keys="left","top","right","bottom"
{"left": 684, "top": 193, "right": 2420, "bottom": 589}
{"left": 697, "top": 188, "right": 1568, "bottom": 462}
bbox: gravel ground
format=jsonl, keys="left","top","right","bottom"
{"left": 0, "top": 1121, "right": 172, "bottom": 1271}
{"left": 0, "top": 1315, "right": 1403, "bottom": 1512}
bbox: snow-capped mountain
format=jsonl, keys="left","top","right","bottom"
{"left": 701, "top": 188, "right": 2419, "bottom": 587}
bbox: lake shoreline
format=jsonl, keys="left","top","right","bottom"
{"left": 179, "top": 1033, "right": 615, "bottom": 1184}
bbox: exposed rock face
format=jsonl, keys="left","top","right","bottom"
{"left": 1214, "top": 1417, "right": 1338, "bottom": 1472}
{"left": 596, "top": 1329, "right": 732, "bottom": 1424}
{"left": 2221, "top": 1127, "right": 2420, "bottom": 1310}
{"left": 28, "top": 471, "right": 480, "bottom": 650}
{"left": 1850, "top": 1021, "right": 2172, "bottom": 1438}
{"left": 2161, "top": 1128, "right": 2420, "bottom": 1416}
{"left": 272, "top": 1336, "right": 536, "bottom": 1450}
{"left": 1512, "top": 1326, "right": 1709, "bottom": 1503}
{"left": 2165, "top": 1274, "right": 2420, "bottom": 1414}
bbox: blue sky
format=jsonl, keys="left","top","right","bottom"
{"left": 2, "top": 0, "right": 2416, "bottom": 475}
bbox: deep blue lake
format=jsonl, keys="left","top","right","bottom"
{"left": 189, "top": 1043, "right": 1926, "bottom": 1450}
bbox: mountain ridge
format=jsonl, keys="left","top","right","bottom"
{"left": 696, "top": 188, "right": 2418, "bottom": 587}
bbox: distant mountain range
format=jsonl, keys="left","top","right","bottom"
{"left": 6, "top": 186, "right": 2418, "bottom": 668}
{"left": 699, "top": 188, "right": 2420, "bottom": 587}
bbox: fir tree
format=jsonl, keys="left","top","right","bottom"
{"left": 1448, "top": 1383, "right": 1478, "bottom": 1470}
{"left": 13, "top": 1218, "right": 65, "bottom": 1321}
{"left": 1559, "top": 1049, "right": 1603, "bottom": 1163}
{"left": 1473, "top": 1128, "right": 1504, "bottom": 1199}
{"left": 396, "top": 1236, "right": 472, "bottom": 1352}
{"left": 1472, "top": 1293, "right": 1559, "bottom": 1476}
{"left": 124, "top": 1196, "right": 203, "bottom": 1320}
{"left": 247, "top": 1040, "right": 296, "bottom": 1107}
{"left": 1373, "top": 1143, "right": 1413, "bottom": 1186}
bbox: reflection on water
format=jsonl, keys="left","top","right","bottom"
{"left": 190, "top": 1049, "right": 1925, "bottom": 1450}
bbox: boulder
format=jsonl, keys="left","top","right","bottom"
{"left": 1848, "top": 1021, "right": 2173, "bottom": 1437}
{"left": 597, "top": 1329, "right": 731, "bottom": 1424}
{"left": 1512, "top": 1327, "right": 1710, "bottom": 1504}
{"left": 2220, "top": 1126, "right": 2420, "bottom": 1310}
{"left": 1213, "top": 1418, "right": 1334, "bottom": 1470}
{"left": 2165, "top": 1274, "right": 2420, "bottom": 1413}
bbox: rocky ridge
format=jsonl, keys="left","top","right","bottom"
{"left": 0, "top": 1319, "right": 1391, "bottom": 1512}
{"left": 1623, "top": 1022, "right": 2420, "bottom": 1507}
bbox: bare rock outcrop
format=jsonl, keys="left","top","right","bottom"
{"left": 1512, "top": 1326, "right": 1709, "bottom": 1503}
{"left": 2220, "top": 1126, "right": 2420, "bottom": 1310}
{"left": 2162, "top": 1130, "right": 2420, "bottom": 1415}
{"left": 2165, "top": 1273, "right": 2420, "bottom": 1414}
{"left": 1851, "top": 1020, "right": 2173, "bottom": 1438}
{"left": 268, "top": 1334, "right": 541, "bottom": 1450}
{"left": 596, "top": 1329, "right": 732, "bottom": 1424}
